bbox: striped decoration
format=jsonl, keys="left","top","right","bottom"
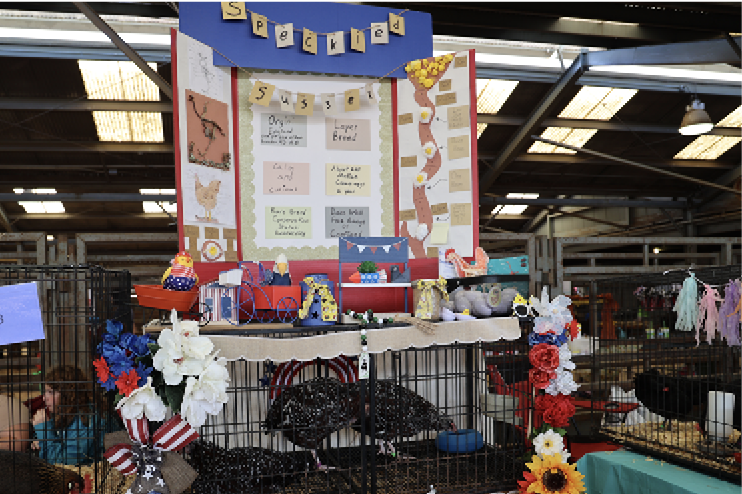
{"left": 152, "top": 415, "right": 199, "bottom": 451}
{"left": 199, "top": 283, "right": 238, "bottom": 322}
{"left": 103, "top": 443, "right": 137, "bottom": 476}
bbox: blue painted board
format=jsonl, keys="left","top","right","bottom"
{"left": 339, "top": 237, "right": 409, "bottom": 263}
{"left": 0, "top": 282, "right": 45, "bottom": 346}
{"left": 179, "top": 2, "right": 433, "bottom": 78}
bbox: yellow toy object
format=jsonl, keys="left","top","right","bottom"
{"left": 512, "top": 294, "right": 533, "bottom": 318}
{"left": 162, "top": 251, "right": 199, "bottom": 291}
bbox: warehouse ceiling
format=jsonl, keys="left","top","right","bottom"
{"left": 0, "top": 2, "right": 739, "bottom": 252}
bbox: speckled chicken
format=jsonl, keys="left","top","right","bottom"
{"left": 263, "top": 376, "right": 358, "bottom": 469}
{"left": 188, "top": 439, "right": 315, "bottom": 494}
{"left": 0, "top": 450, "right": 83, "bottom": 494}
{"left": 195, "top": 174, "right": 221, "bottom": 221}
{"left": 349, "top": 380, "right": 456, "bottom": 458}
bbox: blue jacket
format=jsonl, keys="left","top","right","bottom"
{"left": 33, "top": 415, "right": 113, "bottom": 465}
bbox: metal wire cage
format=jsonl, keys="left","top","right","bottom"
{"left": 179, "top": 323, "right": 531, "bottom": 494}
{"left": 582, "top": 265, "right": 741, "bottom": 483}
{"left": 0, "top": 265, "right": 132, "bottom": 494}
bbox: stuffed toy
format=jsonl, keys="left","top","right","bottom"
{"left": 441, "top": 287, "right": 520, "bottom": 317}
{"left": 162, "top": 251, "right": 199, "bottom": 291}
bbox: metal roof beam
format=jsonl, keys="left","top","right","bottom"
{"left": 0, "top": 203, "right": 15, "bottom": 232}
{"left": 480, "top": 53, "right": 587, "bottom": 192}
{"left": 496, "top": 154, "right": 734, "bottom": 170}
{"left": 74, "top": 2, "right": 173, "bottom": 99}
{"left": 480, "top": 197, "right": 687, "bottom": 208}
{"left": 0, "top": 141, "right": 173, "bottom": 152}
{"left": 477, "top": 114, "right": 742, "bottom": 137}
{"left": 2, "top": 193, "right": 176, "bottom": 202}
{"left": 531, "top": 135, "right": 742, "bottom": 196}
{"left": 586, "top": 36, "right": 742, "bottom": 67}
{"left": 0, "top": 98, "right": 172, "bottom": 112}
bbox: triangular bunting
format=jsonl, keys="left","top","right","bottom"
{"left": 393, "top": 242, "right": 401, "bottom": 250}
{"left": 369, "top": 247, "right": 377, "bottom": 254}
{"left": 383, "top": 246, "right": 390, "bottom": 253}
{"left": 358, "top": 245, "right": 365, "bottom": 253}
{"left": 346, "top": 240, "right": 353, "bottom": 250}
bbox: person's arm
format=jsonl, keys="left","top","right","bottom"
{"left": 34, "top": 415, "right": 96, "bottom": 465}
{"left": 0, "top": 423, "right": 31, "bottom": 451}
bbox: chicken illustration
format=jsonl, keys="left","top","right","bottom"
{"left": 446, "top": 247, "right": 489, "bottom": 278}
{"left": 162, "top": 251, "right": 199, "bottom": 291}
{"left": 195, "top": 174, "right": 220, "bottom": 221}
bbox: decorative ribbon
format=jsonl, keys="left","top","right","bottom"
{"left": 299, "top": 276, "right": 338, "bottom": 322}
{"left": 104, "top": 415, "right": 199, "bottom": 494}
{"left": 413, "top": 277, "right": 449, "bottom": 319}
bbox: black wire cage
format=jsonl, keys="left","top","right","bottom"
{"left": 581, "top": 265, "right": 741, "bottom": 483}
{"left": 0, "top": 265, "right": 132, "bottom": 494}
{"left": 181, "top": 323, "right": 531, "bottom": 494}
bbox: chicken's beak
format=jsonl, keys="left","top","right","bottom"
{"left": 278, "top": 263, "right": 287, "bottom": 276}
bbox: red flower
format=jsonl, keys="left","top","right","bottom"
{"left": 529, "top": 368, "right": 556, "bottom": 389}
{"left": 93, "top": 357, "right": 111, "bottom": 383}
{"left": 518, "top": 470, "right": 537, "bottom": 493}
{"left": 529, "top": 343, "right": 560, "bottom": 371}
{"left": 115, "top": 369, "right": 140, "bottom": 397}
{"left": 567, "top": 319, "right": 579, "bottom": 341}
{"left": 536, "top": 393, "right": 575, "bottom": 428}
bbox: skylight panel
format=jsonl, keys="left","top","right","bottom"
{"left": 142, "top": 201, "right": 177, "bottom": 214}
{"left": 476, "top": 79, "right": 519, "bottom": 138}
{"left": 18, "top": 201, "right": 65, "bottom": 213}
{"left": 491, "top": 193, "right": 538, "bottom": 216}
{"left": 78, "top": 60, "right": 164, "bottom": 143}
{"left": 674, "top": 105, "right": 742, "bottom": 160}
{"left": 528, "top": 86, "right": 637, "bottom": 153}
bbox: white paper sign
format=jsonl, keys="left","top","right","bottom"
{"left": 279, "top": 89, "right": 294, "bottom": 112}
{"left": 275, "top": 23, "right": 294, "bottom": 48}
{"left": 188, "top": 38, "right": 224, "bottom": 101}
{"left": 322, "top": 93, "right": 338, "bottom": 115}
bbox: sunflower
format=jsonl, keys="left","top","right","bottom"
{"left": 524, "top": 453, "right": 585, "bottom": 494}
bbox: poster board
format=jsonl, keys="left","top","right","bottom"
{"left": 394, "top": 50, "right": 478, "bottom": 259}
{"left": 237, "top": 72, "right": 394, "bottom": 261}
{"left": 174, "top": 30, "right": 241, "bottom": 262}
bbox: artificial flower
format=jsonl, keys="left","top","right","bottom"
{"left": 545, "top": 367, "right": 580, "bottom": 396}
{"left": 529, "top": 368, "right": 556, "bottom": 390}
{"left": 534, "top": 317, "right": 559, "bottom": 335}
{"left": 530, "top": 287, "right": 573, "bottom": 327}
{"left": 115, "top": 368, "right": 141, "bottom": 397}
{"left": 567, "top": 319, "right": 580, "bottom": 341}
{"left": 415, "top": 171, "right": 428, "bottom": 188}
{"left": 134, "top": 361, "right": 153, "bottom": 388}
{"left": 103, "top": 345, "right": 134, "bottom": 377}
{"left": 529, "top": 343, "right": 560, "bottom": 371}
{"left": 557, "top": 344, "right": 575, "bottom": 371}
{"left": 419, "top": 107, "right": 433, "bottom": 124}
{"left": 116, "top": 376, "right": 167, "bottom": 422}
{"left": 524, "top": 453, "right": 585, "bottom": 494}
{"left": 152, "top": 326, "right": 205, "bottom": 386}
{"left": 120, "top": 332, "right": 153, "bottom": 357}
{"left": 423, "top": 78, "right": 434, "bottom": 88}
{"left": 518, "top": 471, "right": 537, "bottom": 494}
{"left": 533, "top": 429, "right": 565, "bottom": 457}
{"left": 536, "top": 394, "right": 575, "bottom": 429}
{"left": 93, "top": 357, "right": 117, "bottom": 391}
{"left": 172, "top": 311, "right": 214, "bottom": 361}
{"left": 180, "top": 355, "right": 230, "bottom": 428}
{"left": 422, "top": 141, "right": 438, "bottom": 159}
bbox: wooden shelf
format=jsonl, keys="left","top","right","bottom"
{"left": 339, "top": 283, "right": 411, "bottom": 287}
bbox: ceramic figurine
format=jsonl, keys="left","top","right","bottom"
{"left": 270, "top": 253, "right": 291, "bottom": 286}
{"left": 162, "top": 251, "right": 199, "bottom": 291}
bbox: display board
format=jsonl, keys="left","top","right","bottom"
{"left": 237, "top": 71, "right": 394, "bottom": 261}
{"left": 394, "top": 50, "right": 478, "bottom": 259}
{"left": 174, "top": 30, "right": 241, "bottom": 262}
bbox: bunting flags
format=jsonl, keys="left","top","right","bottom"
{"left": 344, "top": 239, "right": 404, "bottom": 253}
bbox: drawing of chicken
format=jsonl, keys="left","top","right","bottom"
{"left": 446, "top": 247, "right": 489, "bottom": 278}
{"left": 195, "top": 174, "right": 220, "bottom": 221}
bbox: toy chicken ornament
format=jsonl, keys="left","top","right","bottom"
{"left": 162, "top": 251, "right": 199, "bottom": 291}
{"left": 270, "top": 253, "right": 291, "bottom": 286}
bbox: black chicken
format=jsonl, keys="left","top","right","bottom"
{"left": 349, "top": 380, "right": 457, "bottom": 459}
{"left": 0, "top": 450, "right": 83, "bottom": 494}
{"left": 634, "top": 369, "right": 741, "bottom": 433}
{"left": 189, "top": 439, "right": 315, "bottom": 494}
{"left": 262, "top": 376, "right": 358, "bottom": 470}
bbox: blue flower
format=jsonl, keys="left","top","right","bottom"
{"left": 106, "top": 320, "right": 124, "bottom": 338}
{"left": 120, "top": 333, "right": 152, "bottom": 357}
{"left": 529, "top": 328, "right": 569, "bottom": 347}
{"left": 100, "top": 375, "right": 117, "bottom": 392}
{"left": 109, "top": 358, "right": 133, "bottom": 378}
{"left": 134, "top": 362, "right": 153, "bottom": 387}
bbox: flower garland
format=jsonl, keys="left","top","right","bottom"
{"left": 517, "top": 287, "right": 586, "bottom": 494}
{"left": 95, "top": 309, "right": 230, "bottom": 429}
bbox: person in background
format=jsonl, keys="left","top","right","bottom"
{"left": 0, "top": 394, "right": 31, "bottom": 451}
{"left": 32, "top": 366, "right": 110, "bottom": 465}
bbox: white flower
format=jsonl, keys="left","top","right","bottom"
{"left": 545, "top": 448, "right": 572, "bottom": 463}
{"left": 533, "top": 429, "right": 564, "bottom": 457}
{"left": 534, "top": 317, "right": 558, "bottom": 335}
{"left": 422, "top": 141, "right": 437, "bottom": 159}
{"left": 171, "top": 309, "right": 214, "bottom": 360}
{"left": 530, "top": 288, "right": 572, "bottom": 327}
{"left": 419, "top": 107, "right": 433, "bottom": 124}
{"left": 153, "top": 326, "right": 206, "bottom": 386}
{"left": 180, "top": 355, "right": 230, "bottom": 428}
{"left": 116, "top": 377, "right": 167, "bottom": 422}
{"left": 414, "top": 171, "right": 428, "bottom": 188}
{"left": 545, "top": 367, "right": 580, "bottom": 396}
{"left": 558, "top": 343, "right": 575, "bottom": 371}
{"left": 414, "top": 223, "right": 429, "bottom": 241}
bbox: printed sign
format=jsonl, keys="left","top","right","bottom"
{"left": 325, "top": 207, "right": 370, "bottom": 238}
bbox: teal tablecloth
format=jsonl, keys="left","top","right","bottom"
{"left": 576, "top": 450, "right": 739, "bottom": 494}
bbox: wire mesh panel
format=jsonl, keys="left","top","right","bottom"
{"left": 0, "top": 265, "right": 132, "bottom": 494}
{"left": 587, "top": 265, "right": 741, "bottom": 483}
{"left": 179, "top": 323, "right": 528, "bottom": 494}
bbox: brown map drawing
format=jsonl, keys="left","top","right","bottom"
{"left": 186, "top": 89, "right": 231, "bottom": 171}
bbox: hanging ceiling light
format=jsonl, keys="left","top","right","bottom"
{"left": 679, "top": 98, "right": 714, "bottom": 136}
